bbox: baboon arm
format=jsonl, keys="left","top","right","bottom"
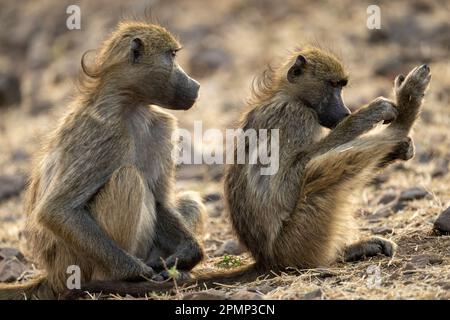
{"left": 150, "top": 204, "right": 204, "bottom": 271}
{"left": 36, "top": 202, "right": 136, "bottom": 273}
{"left": 33, "top": 155, "right": 142, "bottom": 276}
{"left": 308, "top": 98, "right": 398, "bottom": 156}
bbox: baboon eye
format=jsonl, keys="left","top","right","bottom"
{"left": 329, "top": 80, "right": 338, "bottom": 88}
{"left": 169, "top": 48, "right": 182, "bottom": 59}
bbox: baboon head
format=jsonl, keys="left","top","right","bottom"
{"left": 84, "top": 21, "right": 200, "bottom": 110}
{"left": 285, "top": 47, "right": 351, "bottom": 128}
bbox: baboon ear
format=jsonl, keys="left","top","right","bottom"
{"left": 287, "top": 55, "right": 307, "bottom": 83}
{"left": 130, "top": 38, "right": 144, "bottom": 63}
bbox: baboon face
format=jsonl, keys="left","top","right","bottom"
{"left": 86, "top": 23, "right": 200, "bottom": 110}
{"left": 129, "top": 37, "right": 200, "bottom": 110}
{"left": 287, "top": 53, "right": 351, "bottom": 129}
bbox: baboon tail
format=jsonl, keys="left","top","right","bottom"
{"left": 0, "top": 274, "right": 51, "bottom": 300}
{"left": 62, "top": 264, "right": 260, "bottom": 299}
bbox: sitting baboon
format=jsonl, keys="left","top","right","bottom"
{"left": 61, "top": 47, "right": 431, "bottom": 299}
{"left": 224, "top": 48, "right": 430, "bottom": 269}
{"left": 0, "top": 21, "right": 206, "bottom": 299}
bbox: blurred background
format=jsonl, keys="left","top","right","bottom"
{"left": 0, "top": 0, "right": 449, "bottom": 299}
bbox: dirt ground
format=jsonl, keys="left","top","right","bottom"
{"left": 0, "top": 0, "right": 449, "bottom": 300}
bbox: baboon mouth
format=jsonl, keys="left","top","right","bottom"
{"left": 182, "top": 99, "right": 197, "bottom": 110}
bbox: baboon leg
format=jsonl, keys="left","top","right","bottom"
{"left": 312, "top": 97, "right": 398, "bottom": 155}
{"left": 146, "top": 194, "right": 205, "bottom": 275}
{"left": 343, "top": 237, "right": 396, "bottom": 262}
{"left": 90, "top": 166, "right": 156, "bottom": 278}
{"left": 390, "top": 64, "right": 431, "bottom": 134}
{"left": 176, "top": 191, "right": 205, "bottom": 236}
{"left": 273, "top": 135, "right": 400, "bottom": 267}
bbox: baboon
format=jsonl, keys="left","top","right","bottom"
{"left": 61, "top": 47, "right": 431, "bottom": 299}
{"left": 224, "top": 47, "right": 430, "bottom": 269}
{"left": 0, "top": 21, "right": 206, "bottom": 299}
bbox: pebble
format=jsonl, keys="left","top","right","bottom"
{"left": 410, "top": 254, "right": 443, "bottom": 267}
{"left": 371, "top": 226, "right": 393, "bottom": 235}
{"left": 433, "top": 206, "right": 450, "bottom": 235}
{"left": 399, "top": 187, "right": 430, "bottom": 202}
{"left": 303, "top": 289, "right": 324, "bottom": 300}
{"left": 214, "top": 239, "right": 245, "bottom": 257}
{"left": 377, "top": 191, "right": 398, "bottom": 205}
{"left": 0, "top": 72, "right": 21, "bottom": 107}
{"left": 0, "top": 247, "right": 25, "bottom": 261}
{"left": 0, "top": 174, "right": 27, "bottom": 201}
{"left": 0, "top": 259, "right": 27, "bottom": 282}
{"left": 204, "top": 192, "right": 222, "bottom": 203}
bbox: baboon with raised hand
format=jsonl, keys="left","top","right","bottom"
{"left": 60, "top": 47, "right": 431, "bottom": 299}
{"left": 224, "top": 47, "right": 431, "bottom": 268}
{"left": 0, "top": 21, "right": 206, "bottom": 299}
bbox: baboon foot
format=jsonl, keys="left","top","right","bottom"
{"left": 395, "top": 64, "right": 431, "bottom": 107}
{"left": 392, "top": 136, "right": 415, "bottom": 161}
{"left": 379, "top": 136, "right": 415, "bottom": 168}
{"left": 344, "top": 237, "right": 397, "bottom": 262}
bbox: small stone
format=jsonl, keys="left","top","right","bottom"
{"left": 0, "top": 174, "right": 27, "bottom": 201}
{"left": 214, "top": 239, "right": 245, "bottom": 257}
{"left": 410, "top": 254, "right": 443, "bottom": 267}
{"left": 399, "top": 187, "right": 430, "bottom": 202}
{"left": 0, "top": 72, "right": 21, "bottom": 107}
{"left": 0, "top": 248, "right": 24, "bottom": 261}
{"left": 368, "top": 207, "right": 393, "bottom": 220}
{"left": 437, "top": 282, "right": 450, "bottom": 290}
{"left": 433, "top": 207, "right": 450, "bottom": 235}
{"left": 432, "top": 159, "right": 449, "bottom": 178}
{"left": 248, "top": 284, "right": 275, "bottom": 294}
{"left": 367, "top": 29, "right": 389, "bottom": 44}
{"left": 0, "top": 259, "right": 27, "bottom": 282}
{"left": 303, "top": 289, "right": 323, "bottom": 300}
{"left": 206, "top": 203, "right": 223, "bottom": 218}
{"left": 314, "top": 268, "right": 337, "bottom": 278}
{"left": 183, "top": 290, "right": 228, "bottom": 300}
{"left": 377, "top": 191, "right": 398, "bottom": 205}
{"left": 371, "top": 226, "right": 393, "bottom": 235}
{"left": 370, "top": 173, "right": 389, "bottom": 186}
{"left": 204, "top": 192, "right": 222, "bottom": 203}
{"left": 391, "top": 201, "right": 407, "bottom": 213}
{"left": 10, "top": 149, "right": 29, "bottom": 162}
{"left": 230, "top": 290, "right": 263, "bottom": 300}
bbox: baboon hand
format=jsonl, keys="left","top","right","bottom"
{"left": 365, "top": 97, "right": 398, "bottom": 125}
{"left": 394, "top": 64, "right": 431, "bottom": 110}
{"left": 117, "top": 258, "right": 154, "bottom": 281}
